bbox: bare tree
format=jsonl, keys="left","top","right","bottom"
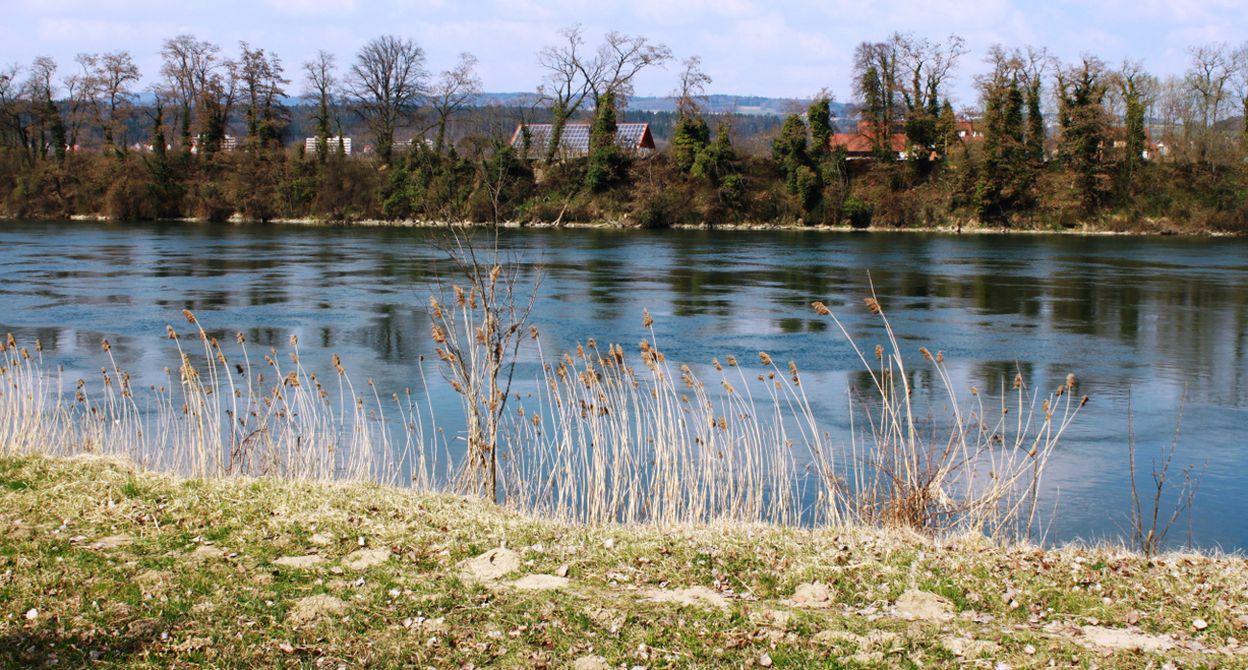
{"left": 853, "top": 39, "right": 901, "bottom": 156}
{"left": 536, "top": 26, "right": 670, "bottom": 163}
{"left": 584, "top": 31, "right": 672, "bottom": 107}
{"left": 895, "top": 33, "right": 967, "bottom": 152}
{"left": 1232, "top": 43, "right": 1248, "bottom": 147}
{"left": 237, "top": 42, "right": 288, "bottom": 149}
{"left": 673, "top": 55, "right": 712, "bottom": 117}
{"left": 536, "top": 25, "right": 598, "bottom": 163}
{"left": 429, "top": 233, "right": 539, "bottom": 501}
{"left": 0, "top": 64, "right": 26, "bottom": 156}
{"left": 26, "top": 57, "right": 65, "bottom": 162}
{"left": 63, "top": 56, "right": 95, "bottom": 150}
{"left": 198, "top": 59, "right": 239, "bottom": 156}
{"left": 77, "top": 51, "right": 140, "bottom": 154}
{"left": 1184, "top": 43, "right": 1232, "bottom": 164}
{"left": 428, "top": 52, "right": 482, "bottom": 154}
{"left": 160, "top": 35, "right": 222, "bottom": 151}
{"left": 346, "top": 35, "right": 428, "bottom": 164}
{"left": 302, "top": 50, "right": 339, "bottom": 163}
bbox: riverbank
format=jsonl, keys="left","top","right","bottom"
{"left": 42, "top": 212, "right": 1242, "bottom": 237}
{"left": 2, "top": 455, "right": 1245, "bottom": 668}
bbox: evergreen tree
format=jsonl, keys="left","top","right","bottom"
{"left": 807, "top": 97, "right": 833, "bottom": 162}
{"left": 585, "top": 91, "right": 629, "bottom": 192}
{"left": 1057, "top": 58, "right": 1111, "bottom": 214}
{"left": 936, "top": 100, "right": 958, "bottom": 157}
{"left": 670, "top": 113, "right": 709, "bottom": 173}
{"left": 772, "top": 114, "right": 825, "bottom": 216}
{"left": 772, "top": 114, "right": 810, "bottom": 195}
{"left": 692, "top": 123, "right": 737, "bottom": 185}
{"left": 1122, "top": 85, "right": 1146, "bottom": 188}
{"left": 46, "top": 94, "right": 66, "bottom": 165}
{"left": 975, "top": 48, "right": 1040, "bottom": 222}
{"left": 1024, "top": 76, "right": 1046, "bottom": 164}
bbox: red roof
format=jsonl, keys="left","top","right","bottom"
{"left": 830, "top": 121, "right": 906, "bottom": 156}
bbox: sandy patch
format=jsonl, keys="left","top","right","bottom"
{"left": 511, "top": 574, "right": 570, "bottom": 591}
{"left": 644, "top": 586, "right": 729, "bottom": 611}
{"left": 273, "top": 555, "right": 325, "bottom": 569}
{"left": 287, "top": 594, "right": 346, "bottom": 626}
{"left": 894, "top": 589, "right": 954, "bottom": 621}
{"left": 459, "top": 547, "right": 521, "bottom": 582}
{"left": 344, "top": 548, "right": 390, "bottom": 570}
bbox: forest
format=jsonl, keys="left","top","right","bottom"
{"left": 1, "top": 29, "right": 1247, "bottom": 233}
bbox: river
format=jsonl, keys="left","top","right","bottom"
{"left": 2, "top": 220, "right": 1246, "bottom": 549}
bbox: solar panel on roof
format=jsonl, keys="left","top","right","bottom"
{"left": 511, "top": 123, "right": 651, "bottom": 158}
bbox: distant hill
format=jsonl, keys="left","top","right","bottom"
{"left": 471, "top": 92, "right": 849, "bottom": 117}
{"left": 131, "top": 90, "right": 848, "bottom": 118}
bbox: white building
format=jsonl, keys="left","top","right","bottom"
{"left": 305, "top": 136, "right": 352, "bottom": 155}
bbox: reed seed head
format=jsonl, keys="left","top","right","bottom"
{"left": 758, "top": 351, "right": 773, "bottom": 366}
{"left": 101, "top": 338, "right": 111, "bottom": 352}
{"left": 864, "top": 297, "right": 882, "bottom": 314}
{"left": 642, "top": 309, "right": 654, "bottom": 328}
{"left": 1066, "top": 373, "right": 1077, "bottom": 390}
{"left": 812, "top": 301, "right": 831, "bottom": 316}
{"left": 182, "top": 309, "right": 197, "bottom": 324}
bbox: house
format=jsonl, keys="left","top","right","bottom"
{"left": 391, "top": 138, "right": 434, "bottom": 153}
{"left": 1107, "top": 127, "right": 1158, "bottom": 160}
{"left": 304, "top": 136, "right": 352, "bottom": 155}
{"left": 190, "top": 135, "right": 237, "bottom": 154}
{"left": 829, "top": 121, "right": 907, "bottom": 160}
{"left": 510, "top": 122, "right": 655, "bottom": 159}
{"left": 955, "top": 120, "right": 984, "bottom": 142}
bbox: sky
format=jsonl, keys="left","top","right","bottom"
{"left": 3, "top": 0, "right": 1247, "bottom": 110}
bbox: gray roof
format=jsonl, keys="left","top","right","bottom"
{"left": 510, "top": 123, "right": 653, "bottom": 158}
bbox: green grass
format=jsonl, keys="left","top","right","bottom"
{"left": 1, "top": 454, "right": 1246, "bottom": 669}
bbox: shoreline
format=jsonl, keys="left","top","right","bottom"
{"left": 23, "top": 213, "right": 1235, "bottom": 238}
{"left": 3, "top": 454, "right": 1246, "bottom": 668}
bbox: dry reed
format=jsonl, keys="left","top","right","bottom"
{"left": 1, "top": 296, "right": 1084, "bottom": 541}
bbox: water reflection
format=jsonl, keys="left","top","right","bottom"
{"left": 2, "top": 221, "right": 1248, "bottom": 547}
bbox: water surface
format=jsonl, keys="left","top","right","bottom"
{"left": 3, "top": 220, "right": 1246, "bottom": 548}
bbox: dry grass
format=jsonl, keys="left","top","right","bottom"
{"left": 5, "top": 295, "right": 1082, "bottom": 543}
{"left": 0, "top": 314, "right": 448, "bottom": 488}
{"left": 1, "top": 455, "right": 1244, "bottom": 669}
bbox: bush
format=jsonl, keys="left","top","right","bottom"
{"left": 843, "top": 196, "right": 873, "bottom": 229}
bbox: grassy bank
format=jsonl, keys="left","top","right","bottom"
{"left": 2, "top": 455, "right": 1245, "bottom": 669}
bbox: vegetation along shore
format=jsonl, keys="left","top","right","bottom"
{"left": 2, "top": 31, "right": 1248, "bottom": 233}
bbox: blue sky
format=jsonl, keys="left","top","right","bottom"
{"left": 3, "top": 0, "right": 1247, "bottom": 109}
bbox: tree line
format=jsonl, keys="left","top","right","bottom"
{"left": 1, "top": 30, "right": 1247, "bottom": 232}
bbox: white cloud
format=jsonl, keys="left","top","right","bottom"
{"left": 263, "top": 0, "right": 358, "bottom": 17}
{"left": 3, "top": 0, "right": 1248, "bottom": 100}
